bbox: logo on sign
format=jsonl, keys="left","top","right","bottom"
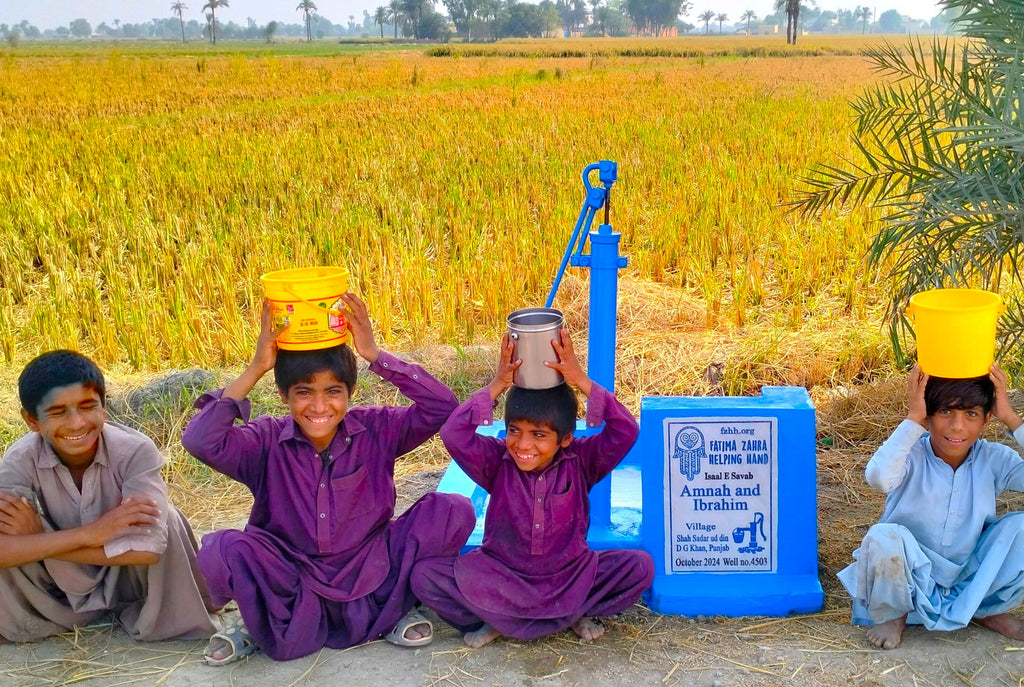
{"left": 673, "top": 426, "right": 705, "bottom": 481}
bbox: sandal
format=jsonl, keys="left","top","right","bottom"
{"left": 385, "top": 608, "right": 433, "bottom": 647}
{"left": 204, "top": 618, "right": 260, "bottom": 666}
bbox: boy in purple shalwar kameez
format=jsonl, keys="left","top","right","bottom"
{"left": 182, "top": 294, "right": 475, "bottom": 664}
{"left": 411, "top": 331, "right": 654, "bottom": 648}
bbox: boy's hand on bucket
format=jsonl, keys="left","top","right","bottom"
{"left": 340, "top": 293, "right": 380, "bottom": 364}
{"left": 251, "top": 300, "right": 289, "bottom": 375}
{"left": 990, "top": 364, "right": 1023, "bottom": 432}
{"left": 547, "top": 329, "right": 593, "bottom": 397}
{"left": 906, "top": 365, "right": 929, "bottom": 428}
{"left": 488, "top": 333, "right": 521, "bottom": 401}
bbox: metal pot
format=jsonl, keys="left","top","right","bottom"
{"left": 507, "top": 308, "right": 565, "bottom": 389}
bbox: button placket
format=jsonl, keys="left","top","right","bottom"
{"left": 531, "top": 474, "right": 548, "bottom": 555}
{"left": 316, "top": 451, "right": 332, "bottom": 552}
{"left": 940, "top": 482, "right": 958, "bottom": 546}
{"left": 81, "top": 466, "right": 97, "bottom": 520}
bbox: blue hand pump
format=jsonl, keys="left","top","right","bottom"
{"left": 546, "top": 161, "right": 628, "bottom": 530}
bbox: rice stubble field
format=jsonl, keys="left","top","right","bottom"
{"left": 7, "top": 36, "right": 1024, "bottom": 686}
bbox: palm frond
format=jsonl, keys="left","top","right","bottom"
{"left": 789, "top": 0, "right": 1024, "bottom": 373}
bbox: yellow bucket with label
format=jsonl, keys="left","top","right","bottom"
{"left": 908, "top": 288, "right": 1004, "bottom": 378}
{"left": 260, "top": 267, "right": 350, "bottom": 351}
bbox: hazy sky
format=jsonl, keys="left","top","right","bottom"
{"left": 1, "top": 0, "right": 945, "bottom": 30}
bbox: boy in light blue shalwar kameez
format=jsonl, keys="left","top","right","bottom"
{"left": 838, "top": 365, "right": 1024, "bottom": 649}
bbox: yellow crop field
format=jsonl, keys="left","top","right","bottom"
{"left": 0, "top": 38, "right": 899, "bottom": 393}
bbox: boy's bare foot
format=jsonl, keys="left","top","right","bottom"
{"left": 571, "top": 617, "right": 605, "bottom": 642}
{"left": 403, "top": 622, "right": 431, "bottom": 641}
{"left": 203, "top": 619, "right": 259, "bottom": 666}
{"left": 206, "top": 636, "right": 232, "bottom": 662}
{"left": 385, "top": 608, "right": 433, "bottom": 647}
{"left": 463, "top": 624, "right": 501, "bottom": 648}
{"left": 865, "top": 615, "right": 907, "bottom": 649}
{"left": 975, "top": 613, "right": 1024, "bottom": 640}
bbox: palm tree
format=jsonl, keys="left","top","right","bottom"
{"left": 741, "top": 9, "right": 755, "bottom": 34}
{"left": 374, "top": 6, "right": 388, "bottom": 37}
{"left": 775, "top": 0, "right": 805, "bottom": 44}
{"left": 699, "top": 9, "right": 714, "bottom": 34}
{"left": 388, "top": 0, "right": 403, "bottom": 36}
{"left": 171, "top": 1, "right": 188, "bottom": 43}
{"left": 716, "top": 12, "right": 727, "bottom": 33}
{"left": 588, "top": 0, "right": 601, "bottom": 31}
{"left": 202, "top": 0, "right": 228, "bottom": 44}
{"left": 855, "top": 5, "right": 871, "bottom": 33}
{"left": 296, "top": 0, "right": 317, "bottom": 41}
{"left": 793, "top": 0, "right": 1024, "bottom": 367}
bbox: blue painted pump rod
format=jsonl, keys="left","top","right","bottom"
{"left": 546, "top": 161, "right": 628, "bottom": 530}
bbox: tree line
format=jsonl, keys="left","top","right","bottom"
{"left": 0, "top": 0, "right": 959, "bottom": 45}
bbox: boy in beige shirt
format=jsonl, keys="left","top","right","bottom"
{"left": 0, "top": 350, "right": 218, "bottom": 642}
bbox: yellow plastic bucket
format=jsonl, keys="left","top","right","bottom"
{"left": 260, "top": 267, "right": 350, "bottom": 351}
{"left": 908, "top": 288, "right": 1004, "bottom": 378}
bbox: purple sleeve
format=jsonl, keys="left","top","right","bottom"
{"left": 180, "top": 389, "right": 272, "bottom": 488}
{"left": 367, "top": 351, "right": 459, "bottom": 459}
{"left": 439, "top": 387, "right": 506, "bottom": 492}
{"left": 574, "top": 384, "right": 639, "bottom": 487}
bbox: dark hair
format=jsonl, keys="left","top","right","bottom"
{"left": 274, "top": 345, "right": 358, "bottom": 395}
{"left": 505, "top": 384, "right": 578, "bottom": 440}
{"left": 19, "top": 350, "right": 106, "bottom": 418}
{"left": 925, "top": 375, "right": 995, "bottom": 416}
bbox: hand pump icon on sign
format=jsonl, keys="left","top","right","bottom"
{"left": 732, "top": 512, "right": 766, "bottom": 554}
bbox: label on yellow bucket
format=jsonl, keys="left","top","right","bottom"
{"left": 261, "top": 267, "right": 350, "bottom": 351}
{"left": 268, "top": 295, "right": 348, "bottom": 350}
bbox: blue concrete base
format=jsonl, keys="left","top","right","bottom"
{"left": 647, "top": 574, "right": 824, "bottom": 617}
{"left": 436, "top": 420, "right": 643, "bottom": 554}
{"left": 640, "top": 387, "right": 825, "bottom": 618}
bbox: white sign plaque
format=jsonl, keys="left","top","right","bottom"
{"left": 663, "top": 417, "right": 778, "bottom": 573}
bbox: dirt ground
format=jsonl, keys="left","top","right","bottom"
{"left": 5, "top": 460, "right": 1024, "bottom": 687}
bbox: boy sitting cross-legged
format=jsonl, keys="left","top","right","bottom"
{"left": 411, "top": 330, "right": 654, "bottom": 648}
{"left": 182, "top": 294, "right": 475, "bottom": 664}
{"left": 838, "top": 364, "right": 1024, "bottom": 649}
{"left": 0, "top": 350, "right": 219, "bottom": 643}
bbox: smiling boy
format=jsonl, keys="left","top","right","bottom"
{"left": 0, "top": 350, "right": 218, "bottom": 643}
{"left": 411, "top": 331, "right": 653, "bottom": 648}
{"left": 838, "top": 365, "right": 1024, "bottom": 649}
{"left": 181, "top": 294, "right": 474, "bottom": 664}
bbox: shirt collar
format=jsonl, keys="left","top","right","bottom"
{"left": 277, "top": 412, "right": 368, "bottom": 447}
{"left": 502, "top": 444, "right": 571, "bottom": 473}
{"left": 922, "top": 433, "right": 980, "bottom": 470}
{"left": 35, "top": 426, "right": 109, "bottom": 470}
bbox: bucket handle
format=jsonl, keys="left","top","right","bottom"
{"left": 280, "top": 283, "right": 345, "bottom": 317}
